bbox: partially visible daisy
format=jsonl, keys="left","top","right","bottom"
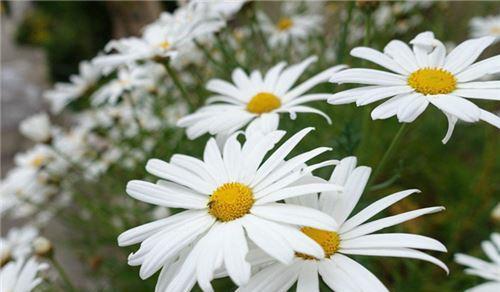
{"left": 0, "top": 257, "right": 48, "bottom": 292}
{"left": 44, "top": 61, "right": 101, "bottom": 113}
{"left": 329, "top": 31, "right": 500, "bottom": 143}
{"left": 455, "top": 233, "right": 500, "bottom": 292}
{"left": 470, "top": 15, "right": 500, "bottom": 42}
{"left": 19, "top": 113, "right": 53, "bottom": 143}
{"left": 93, "top": 3, "right": 224, "bottom": 70}
{"left": 191, "top": 0, "right": 248, "bottom": 19}
{"left": 258, "top": 3, "right": 323, "bottom": 47}
{"left": 177, "top": 56, "right": 345, "bottom": 140}
{"left": 239, "top": 156, "right": 448, "bottom": 292}
{"left": 118, "top": 128, "right": 342, "bottom": 291}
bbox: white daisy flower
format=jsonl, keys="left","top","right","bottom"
{"left": 329, "top": 31, "right": 500, "bottom": 144}
{"left": 92, "top": 3, "right": 224, "bottom": 70}
{"left": 258, "top": 4, "right": 323, "bottom": 48}
{"left": 455, "top": 233, "right": 500, "bottom": 292}
{"left": 44, "top": 61, "right": 101, "bottom": 113}
{"left": 239, "top": 156, "right": 448, "bottom": 292}
{"left": 470, "top": 15, "right": 500, "bottom": 42}
{"left": 118, "top": 128, "right": 342, "bottom": 291}
{"left": 0, "top": 257, "right": 48, "bottom": 292}
{"left": 190, "top": 0, "right": 248, "bottom": 19}
{"left": 0, "top": 226, "right": 39, "bottom": 262}
{"left": 19, "top": 112, "right": 52, "bottom": 143}
{"left": 177, "top": 56, "right": 345, "bottom": 140}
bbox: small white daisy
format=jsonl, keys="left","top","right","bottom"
{"left": 44, "top": 61, "right": 101, "bottom": 113}
{"left": 19, "top": 113, "right": 52, "bottom": 143}
{"left": 239, "top": 156, "right": 448, "bottom": 292}
{"left": 455, "top": 233, "right": 500, "bottom": 292}
{"left": 191, "top": 0, "right": 247, "bottom": 19}
{"left": 0, "top": 226, "right": 39, "bottom": 262}
{"left": 329, "top": 31, "right": 500, "bottom": 143}
{"left": 470, "top": 15, "right": 500, "bottom": 42}
{"left": 93, "top": 4, "right": 224, "bottom": 70}
{"left": 118, "top": 128, "right": 342, "bottom": 291}
{"left": 177, "top": 56, "right": 345, "bottom": 140}
{"left": 258, "top": 3, "right": 323, "bottom": 48}
{"left": 0, "top": 257, "right": 48, "bottom": 292}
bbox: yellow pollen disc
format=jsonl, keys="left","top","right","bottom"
{"left": 31, "top": 155, "right": 46, "bottom": 167}
{"left": 490, "top": 27, "right": 500, "bottom": 35}
{"left": 277, "top": 17, "right": 294, "bottom": 31}
{"left": 208, "top": 183, "right": 254, "bottom": 222}
{"left": 296, "top": 227, "right": 340, "bottom": 260}
{"left": 246, "top": 92, "right": 281, "bottom": 114}
{"left": 158, "top": 41, "right": 170, "bottom": 50}
{"left": 407, "top": 68, "right": 457, "bottom": 95}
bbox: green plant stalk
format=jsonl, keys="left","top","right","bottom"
{"left": 163, "top": 61, "right": 196, "bottom": 109}
{"left": 337, "top": 1, "right": 354, "bottom": 64}
{"left": 50, "top": 256, "right": 77, "bottom": 292}
{"left": 193, "top": 39, "right": 223, "bottom": 71}
{"left": 370, "top": 123, "right": 407, "bottom": 186}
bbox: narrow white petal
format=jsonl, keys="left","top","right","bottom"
{"left": 223, "top": 222, "right": 251, "bottom": 286}
{"left": 332, "top": 254, "right": 389, "bottom": 292}
{"left": 351, "top": 47, "right": 409, "bottom": 75}
{"left": 444, "top": 36, "right": 495, "bottom": 74}
{"left": 397, "top": 96, "right": 429, "bottom": 123}
{"left": 329, "top": 69, "right": 406, "bottom": 86}
{"left": 455, "top": 55, "right": 500, "bottom": 82}
{"left": 429, "top": 95, "right": 481, "bottom": 123}
{"left": 341, "top": 233, "right": 447, "bottom": 252}
{"left": 479, "top": 109, "right": 500, "bottom": 128}
{"left": 296, "top": 262, "right": 320, "bottom": 292}
{"left": 256, "top": 183, "right": 342, "bottom": 205}
{"left": 453, "top": 89, "right": 500, "bottom": 101}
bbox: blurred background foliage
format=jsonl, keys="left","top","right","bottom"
{"left": 2, "top": 1, "right": 499, "bottom": 291}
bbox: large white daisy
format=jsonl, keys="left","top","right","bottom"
{"left": 455, "top": 233, "right": 500, "bottom": 292}
{"left": 177, "top": 56, "right": 345, "bottom": 140}
{"left": 328, "top": 31, "right": 500, "bottom": 143}
{"left": 118, "top": 128, "right": 343, "bottom": 291}
{"left": 238, "top": 156, "right": 448, "bottom": 292}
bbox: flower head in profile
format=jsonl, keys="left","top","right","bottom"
{"left": 329, "top": 31, "right": 500, "bottom": 143}
{"left": 93, "top": 3, "right": 224, "bottom": 70}
{"left": 258, "top": 2, "right": 323, "bottom": 48}
{"left": 19, "top": 113, "right": 53, "bottom": 143}
{"left": 470, "top": 15, "right": 500, "bottom": 41}
{"left": 0, "top": 226, "right": 39, "bottom": 264}
{"left": 455, "top": 233, "right": 500, "bottom": 292}
{"left": 118, "top": 128, "right": 342, "bottom": 291}
{"left": 44, "top": 61, "right": 101, "bottom": 113}
{"left": 239, "top": 156, "right": 448, "bottom": 292}
{"left": 178, "top": 56, "right": 345, "bottom": 140}
{"left": 0, "top": 257, "right": 48, "bottom": 292}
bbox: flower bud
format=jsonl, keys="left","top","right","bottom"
{"left": 33, "top": 237, "right": 53, "bottom": 257}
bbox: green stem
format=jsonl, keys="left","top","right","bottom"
{"left": 337, "top": 1, "right": 354, "bottom": 64}
{"left": 50, "top": 256, "right": 77, "bottom": 292}
{"left": 363, "top": 10, "right": 372, "bottom": 47}
{"left": 163, "top": 61, "right": 196, "bottom": 109}
{"left": 124, "top": 93, "right": 145, "bottom": 133}
{"left": 370, "top": 123, "right": 407, "bottom": 186}
{"left": 193, "top": 39, "right": 223, "bottom": 70}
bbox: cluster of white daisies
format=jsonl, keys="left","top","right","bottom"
{"left": 1, "top": 1, "right": 499, "bottom": 291}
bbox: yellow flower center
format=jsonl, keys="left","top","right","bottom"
{"left": 490, "top": 27, "right": 500, "bottom": 35}
{"left": 246, "top": 92, "right": 282, "bottom": 114}
{"left": 296, "top": 227, "right": 340, "bottom": 260}
{"left": 407, "top": 68, "right": 457, "bottom": 95}
{"left": 277, "top": 17, "right": 294, "bottom": 31}
{"left": 158, "top": 41, "right": 170, "bottom": 50}
{"left": 208, "top": 183, "right": 254, "bottom": 222}
{"left": 31, "top": 155, "right": 46, "bottom": 168}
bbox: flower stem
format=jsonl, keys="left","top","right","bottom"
{"left": 193, "top": 39, "right": 223, "bottom": 71}
{"left": 370, "top": 123, "right": 407, "bottom": 186}
{"left": 163, "top": 61, "right": 196, "bottom": 109}
{"left": 337, "top": 1, "right": 354, "bottom": 63}
{"left": 50, "top": 256, "right": 76, "bottom": 292}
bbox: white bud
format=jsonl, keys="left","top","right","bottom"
{"left": 19, "top": 113, "right": 52, "bottom": 143}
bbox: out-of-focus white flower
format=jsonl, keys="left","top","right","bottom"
{"left": 178, "top": 57, "right": 345, "bottom": 140}
{"left": 33, "top": 237, "right": 53, "bottom": 257}
{"left": 93, "top": 4, "right": 224, "bottom": 70}
{"left": 118, "top": 128, "right": 341, "bottom": 291}
{"left": 470, "top": 15, "right": 500, "bottom": 42}
{"left": 239, "top": 156, "right": 447, "bottom": 292}
{"left": 0, "top": 226, "right": 39, "bottom": 261}
{"left": 190, "top": 0, "right": 247, "bottom": 19}
{"left": 329, "top": 31, "right": 500, "bottom": 144}
{"left": 19, "top": 113, "right": 52, "bottom": 143}
{"left": 0, "top": 257, "right": 48, "bottom": 292}
{"left": 258, "top": 3, "right": 323, "bottom": 48}
{"left": 492, "top": 203, "right": 500, "bottom": 223}
{"left": 44, "top": 61, "right": 101, "bottom": 113}
{"left": 455, "top": 233, "right": 500, "bottom": 292}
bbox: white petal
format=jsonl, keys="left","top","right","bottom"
{"left": 455, "top": 55, "right": 500, "bottom": 82}
{"left": 479, "top": 109, "right": 500, "bottom": 129}
{"left": 333, "top": 254, "right": 388, "bottom": 292}
{"left": 251, "top": 203, "right": 337, "bottom": 231}
{"left": 341, "top": 206, "right": 444, "bottom": 240}
{"left": 297, "top": 262, "right": 319, "bottom": 292}
{"left": 453, "top": 89, "right": 500, "bottom": 101}
{"left": 357, "top": 86, "right": 414, "bottom": 106}
{"left": 275, "top": 56, "right": 317, "bottom": 96}
{"left": 384, "top": 40, "right": 419, "bottom": 72}
{"left": 429, "top": 95, "right": 481, "bottom": 122}
{"left": 126, "top": 180, "right": 207, "bottom": 209}
{"left": 319, "top": 259, "right": 361, "bottom": 292}
{"left": 396, "top": 96, "right": 429, "bottom": 123}
{"left": 444, "top": 36, "right": 495, "bottom": 74}
{"left": 341, "top": 233, "right": 447, "bottom": 252}
{"left": 442, "top": 112, "right": 458, "bottom": 144}
{"left": 340, "top": 247, "right": 449, "bottom": 273}
{"left": 351, "top": 47, "right": 409, "bottom": 75}
{"left": 206, "top": 79, "right": 245, "bottom": 101}
{"left": 457, "top": 81, "right": 500, "bottom": 89}
{"left": 203, "top": 138, "right": 229, "bottom": 184}
{"left": 371, "top": 93, "right": 417, "bottom": 120}
{"left": 329, "top": 69, "right": 406, "bottom": 86}
{"left": 256, "top": 183, "right": 342, "bottom": 205}
{"left": 340, "top": 189, "right": 420, "bottom": 233}
{"left": 223, "top": 222, "right": 251, "bottom": 286}
{"left": 327, "top": 86, "right": 382, "bottom": 105}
